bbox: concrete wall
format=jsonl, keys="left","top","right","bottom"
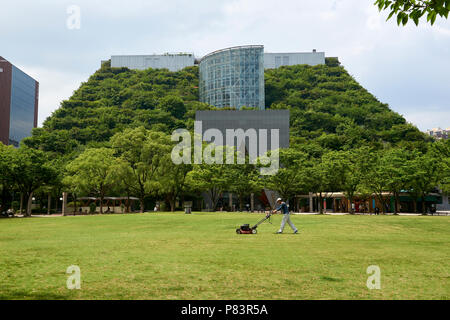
{"left": 111, "top": 54, "right": 195, "bottom": 72}
{"left": 195, "top": 110, "right": 290, "bottom": 153}
{"left": 264, "top": 52, "right": 325, "bottom": 69}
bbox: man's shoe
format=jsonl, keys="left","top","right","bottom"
{"left": 276, "top": 231, "right": 282, "bottom": 234}
{"left": 293, "top": 229, "right": 299, "bottom": 234}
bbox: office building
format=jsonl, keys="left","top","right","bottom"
{"left": 0, "top": 57, "right": 39, "bottom": 147}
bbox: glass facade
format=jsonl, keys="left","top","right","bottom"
{"left": 199, "top": 46, "right": 265, "bottom": 110}
{"left": 9, "top": 66, "right": 36, "bottom": 147}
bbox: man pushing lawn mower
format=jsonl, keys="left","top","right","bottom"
{"left": 235, "top": 198, "right": 298, "bottom": 234}
{"left": 272, "top": 198, "right": 298, "bottom": 234}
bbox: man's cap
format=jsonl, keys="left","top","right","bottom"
{"left": 276, "top": 198, "right": 282, "bottom": 202}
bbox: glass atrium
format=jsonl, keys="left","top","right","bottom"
{"left": 199, "top": 45, "right": 265, "bottom": 110}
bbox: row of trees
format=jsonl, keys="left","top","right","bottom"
{"left": 63, "top": 127, "right": 264, "bottom": 213}
{"left": 0, "top": 127, "right": 264, "bottom": 215}
{"left": 264, "top": 140, "right": 450, "bottom": 214}
{"left": 1, "top": 131, "right": 448, "bottom": 215}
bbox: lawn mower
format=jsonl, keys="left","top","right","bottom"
{"left": 236, "top": 213, "right": 272, "bottom": 234}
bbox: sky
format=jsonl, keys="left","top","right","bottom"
{"left": 2, "top": 0, "right": 449, "bottom": 131}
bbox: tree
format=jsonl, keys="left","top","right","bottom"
{"left": 321, "top": 148, "right": 372, "bottom": 214}
{"left": 111, "top": 127, "right": 171, "bottom": 213}
{"left": 0, "top": 144, "right": 15, "bottom": 213}
{"left": 408, "top": 146, "right": 446, "bottom": 214}
{"left": 187, "top": 146, "right": 234, "bottom": 211}
{"left": 159, "top": 95, "right": 186, "bottom": 119}
{"left": 433, "top": 139, "right": 450, "bottom": 194}
{"left": 299, "top": 151, "right": 346, "bottom": 214}
{"left": 228, "top": 160, "right": 262, "bottom": 211}
{"left": 359, "top": 148, "right": 411, "bottom": 214}
{"left": 383, "top": 148, "right": 414, "bottom": 214}
{"left": 375, "top": 0, "right": 450, "bottom": 26}
{"left": 158, "top": 154, "right": 192, "bottom": 212}
{"left": 64, "top": 148, "right": 123, "bottom": 214}
{"left": 8, "top": 147, "right": 58, "bottom": 216}
{"left": 262, "top": 148, "right": 305, "bottom": 206}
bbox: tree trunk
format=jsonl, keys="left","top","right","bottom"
{"left": 212, "top": 194, "right": 220, "bottom": 212}
{"left": 318, "top": 192, "right": 323, "bottom": 214}
{"left": 413, "top": 200, "right": 417, "bottom": 213}
{"left": 394, "top": 192, "right": 399, "bottom": 215}
{"left": 99, "top": 196, "right": 103, "bottom": 214}
{"left": 26, "top": 192, "right": 33, "bottom": 217}
{"left": 140, "top": 198, "right": 144, "bottom": 213}
{"left": 47, "top": 194, "right": 51, "bottom": 215}
{"left": 20, "top": 193, "right": 23, "bottom": 214}
{"left": 377, "top": 194, "right": 386, "bottom": 214}
{"left": 422, "top": 193, "right": 427, "bottom": 215}
{"left": 0, "top": 187, "right": 8, "bottom": 213}
{"left": 139, "top": 183, "right": 145, "bottom": 213}
{"left": 209, "top": 188, "right": 219, "bottom": 212}
{"left": 73, "top": 194, "right": 78, "bottom": 214}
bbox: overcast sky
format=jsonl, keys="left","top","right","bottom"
{"left": 2, "top": 0, "right": 449, "bottom": 131}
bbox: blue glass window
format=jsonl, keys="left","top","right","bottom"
{"left": 9, "top": 66, "right": 36, "bottom": 147}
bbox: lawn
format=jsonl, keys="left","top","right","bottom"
{"left": 0, "top": 212, "right": 448, "bottom": 300}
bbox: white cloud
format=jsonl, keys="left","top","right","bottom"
{"left": 16, "top": 65, "right": 86, "bottom": 126}
{"left": 403, "top": 109, "right": 450, "bottom": 131}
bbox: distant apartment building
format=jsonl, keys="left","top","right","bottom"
{"left": 426, "top": 127, "right": 449, "bottom": 140}
{"left": 0, "top": 57, "right": 39, "bottom": 147}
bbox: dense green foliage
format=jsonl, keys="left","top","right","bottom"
{"left": 265, "top": 64, "right": 431, "bottom": 152}
{"left": 25, "top": 61, "right": 431, "bottom": 156}
{"left": 25, "top": 62, "right": 208, "bottom": 156}
{"left": 375, "top": 0, "right": 450, "bottom": 26}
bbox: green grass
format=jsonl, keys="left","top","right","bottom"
{"left": 0, "top": 212, "right": 449, "bottom": 300}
